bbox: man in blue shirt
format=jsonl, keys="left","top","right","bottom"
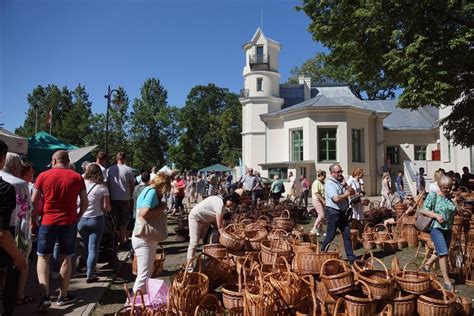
{"left": 321, "top": 163, "right": 356, "bottom": 264}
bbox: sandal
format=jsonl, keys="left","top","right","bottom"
{"left": 16, "top": 295, "right": 35, "bottom": 305}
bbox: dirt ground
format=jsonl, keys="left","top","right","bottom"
{"left": 93, "top": 212, "right": 474, "bottom": 315}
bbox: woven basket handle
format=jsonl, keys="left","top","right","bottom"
{"left": 357, "top": 280, "right": 373, "bottom": 301}
{"left": 430, "top": 278, "right": 449, "bottom": 303}
{"left": 157, "top": 243, "right": 165, "bottom": 260}
{"left": 270, "top": 228, "right": 289, "bottom": 239}
{"left": 364, "top": 257, "right": 390, "bottom": 280}
{"left": 402, "top": 261, "right": 419, "bottom": 278}
{"left": 324, "top": 242, "right": 341, "bottom": 255}
{"left": 375, "top": 223, "right": 388, "bottom": 232}
{"left": 361, "top": 250, "right": 374, "bottom": 261}
{"left": 257, "top": 215, "right": 270, "bottom": 223}
{"left": 277, "top": 255, "right": 292, "bottom": 276}
{"left": 182, "top": 255, "right": 201, "bottom": 287}
{"left": 320, "top": 258, "right": 349, "bottom": 276}
{"left": 363, "top": 222, "right": 374, "bottom": 233}
{"left": 301, "top": 275, "right": 317, "bottom": 314}
{"left": 385, "top": 233, "right": 394, "bottom": 241}
{"left": 281, "top": 209, "right": 290, "bottom": 219}
{"left": 130, "top": 288, "right": 146, "bottom": 314}
{"left": 333, "top": 298, "right": 347, "bottom": 316}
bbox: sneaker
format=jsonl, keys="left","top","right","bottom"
{"left": 443, "top": 282, "right": 454, "bottom": 292}
{"left": 57, "top": 294, "right": 77, "bottom": 306}
{"left": 420, "top": 265, "right": 431, "bottom": 273}
{"left": 38, "top": 296, "right": 51, "bottom": 312}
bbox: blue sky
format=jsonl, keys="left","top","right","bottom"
{"left": 0, "top": 0, "right": 326, "bottom": 132}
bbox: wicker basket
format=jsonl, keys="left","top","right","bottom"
{"left": 260, "top": 239, "right": 292, "bottom": 264}
{"left": 357, "top": 257, "right": 394, "bottom": 299}
{"left": 198, "top": 253, "right": 236, "bottom": 291}
{"left": 363, "top": 240, "right": 376, "bottom": 250}
{"left": 243, "top": 268, "right": 275, "bottom": 316}
{"left": 273, "top": 209, "right": 295, "bottom": 231}
{"left": 295, "top": 242, "right": 340, "bottom": 275}
{"left": 295, "top": 275, "right": 320, "bottom": 316}
{"left": 194, "top": 293, "right": 224, "bottom": 315}
{"left": 203, "top": 243, "right": 228, "bottom": 259}
{"left": 316, "top": 280, "right": 338, "bottom": 315}
{"left": 362, "top": 223, "right": 375, "bottom": 241}
{"left": 375, "top": 224, "right": 388, "bottom": 241}
{"left": 267, "top": 228, "right": 291, "bottom": 241}
{"left": 258, "top": 252, "right": 287, "bottom": 276}
{"left": 352, "top": 251, "right": 374, "bottom": 278}
{"left": 266, "top": 256, "right": 303, "bottom": 306}
{"left": 320, "top": 258, "right": 354, "bottom": 295}
{"left": 383, "top": 233, "right": 398, "bottom": 253}
{"left": 332, "top": 298, "right": 349, "bottom": 316}
{"left": 222, "top": 253, "right": 256, "bottom": 310}
{"left": 394, "top": 261, "right": 431, "bottom": 294}
{"left": 343, "top": 280, "right": 376, "bottom": 316}
{"left": 292, "top": 235, "right": 315, "bottom": 253}
{"left": 454, "top": 296, "right": 473, "bottom": 316}
{"left": 417, "top": 279, "right": 456, "bottom": 316}
{"left": 385, "top": 290, "right": 417, "bottom": 316}
{"left": 220, "top": 224, "right": 245, "bottom": 251}
{"left": 170, "top": 256, "right": 209, "bottom": 314}
{"left": 132, "top": 243, "right": 165, "bottom": 277}
{"left": 244, "top": 227, "right": 268, "bottom": 251}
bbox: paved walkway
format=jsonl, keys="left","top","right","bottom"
{"left": 13, "top": 249, "right": 130, "bottom": 315}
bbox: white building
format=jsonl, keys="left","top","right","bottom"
{"left": 240, "top": 28, "right": 473, "bottom": 196}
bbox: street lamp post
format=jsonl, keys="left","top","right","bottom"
{"left": 104, "top": 85, "right": 121, "bottom": 158}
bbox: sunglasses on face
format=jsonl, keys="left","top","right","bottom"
{"left": 335, "top": 170, "right": 343, "bottom": 174}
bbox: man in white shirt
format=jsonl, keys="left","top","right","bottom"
{"left": 186, "top": 189, "right": 242, "bottom": 260}
{"left": 94, "top": 151, "right": 107, "bottom": 183}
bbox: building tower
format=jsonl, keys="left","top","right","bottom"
{"left": 240, "top": 28, "right": 284, "bottom": 175}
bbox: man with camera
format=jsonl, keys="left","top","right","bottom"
{"left": 320, "top": 163, "right": 357, "bottom": 264}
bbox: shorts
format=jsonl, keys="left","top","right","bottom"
{"left": 111, "top": 200, "right": 132, "bottom": 227}
{"left": 430, "top": 228, "right": 452, "bottom": 256}
{"left": 37, "top": 223, "right": 77, "bottom": 256}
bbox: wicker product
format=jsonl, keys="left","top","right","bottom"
{"left": 375, "top": 238, "right": 384, "bottom": 250}
{"left": 417, "top": 279, "right": 456, "bottom": 316}
{"left": 343, "top": 280, "right": 376, "bottom": 316}
{"left": 394, "top": 261, "right": 431, "bottom": 294}
{"left": 228, "top": 249, "right": 259, "bottom": 265}
{"left": 243, "top": 268, "right": 275, "bottom": 316}
{"left": 198, "top": 253, "right": 236, "bottom": 291}
{"left": 258, "top": 252, "right": 287, "bottom": 276}
{"left": 244, "top": 227, "right": 268, "bottom": 251}
{"left": 170, "top": 256, "right": 209, "bottom": 314}
{"left": 273, "top": 209, "right": 295, "bottom": 231}
{"left": 132, "top": 243, "right": 165, "bottom": 277}
{"left": 115, "top": 288, "right": 156, "bottom": 316}
{"left": 363, "top": 240, "right": 376, "bottom": 250}
{"left": 402, "top": 220, "right": 418, "bottom": 247}
{"left": 292, "top": 235, "right": 315, "bottom": 253}
{"left": 383, "top": 233, "right": 399, "bottom": 253}
{"left": 296, "top": 242, "right": 340, "bottom": 275}
{"left": 222, "top": 253, "right": 257, "bottom": 310}
{"left": 332, "top": 298, "right": 349, "bottom": 316}
{"left": 316, "top": 280, "right": 338, "bottom": 315}
{"left": 266, "top": 256, "right": 303, "bottom": 307}
{"left": 352, "top": 251, "right": 374, "bottom": 277}
{"left": 260, "top": 239, "right": 292, "bottom": 264}
{"left": 292, "top": 224, "right": 305, "bottom": 237}
{"left": 375, "top": 224, "right": 388, "bottom": 241}
{"left": 267, "top": 228, "right": 291, "bottom": 241}
{"left": 390, "top": 256, "right": 401, "bottom": 277}
{"left": 203, "top": 243, "right": 228, "bottom": 259}
{"left": 220, "top": 224, "right": 246, "bottom": 251}
{"left": 350, "top": 229, "right": 360, "bottom": 249}
{"left": 295, "top": 275, "right": 319, "bottom": 316}
{"left": 362, "top": 223, "right": 375, "bottom": 241}
{"left": 320, "top": 258, "right": 355, "bottom": 295}
{"left": 357, "top": 257, "right": 394, "bottom": 299}
{"left": 385, "top": 290, "right": 417, "bottom": 316}
{"left": 194, "top": 293, "right": 224, "bottom": 316}
{"left": 454, "top": 296, "right": 473, "bottom": 316}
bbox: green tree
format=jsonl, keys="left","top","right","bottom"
{"left": 130, "top": 78, "right": 176, "bottom": 168}
{"left": 58, "top": 84, "right": 92, "bottom": 146}
{"left": 287, "top": 53, "right": 396, "bottom": 99}
{"left": 107, "top": 87, "right": 131, "bottom": 163}
{"left": 298, "top": 1, "right": 473, "bottom": 146}
{"left": 170, "top": 84, "right": 242, "bottom": 170}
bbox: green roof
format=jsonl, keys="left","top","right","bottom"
{"left": 198, "top": 163, "right": 233, "bottom": 173}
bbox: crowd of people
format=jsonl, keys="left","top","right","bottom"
{"left": 0, "top": 136, "right": 472, "bottom": 314}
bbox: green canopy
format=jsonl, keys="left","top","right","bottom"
{"left": 28, "top": 131, "right": 78, "bottom": 173}
{"left": 198, "top": 163, "right": 233, "bottom": 173}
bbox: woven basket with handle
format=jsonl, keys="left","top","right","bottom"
{"left": 320, "top": 258, "right": 354, "bottom": 295}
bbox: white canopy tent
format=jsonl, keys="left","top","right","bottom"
{"left": 159, "top": 165, "right": 173, "bottom": 174}
{"left": 0, "top": 128, "right": 28, "bottom": 155}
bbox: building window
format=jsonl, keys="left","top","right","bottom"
{"left": 269, "top": 168, "right": 288, "bottom": 180}
{"left": 257, "top": 78, "right": 263, "bottom": 91}
{"left": 318, "top": 128, "right": 337, "bottom": 162}
{"left": 291, "top": 129, "right": 303, "bottom": 161}
{"left": 386, "top": 146, "right": 399, "bottom": 165}
{"left": 299, "top": 167, "right": 306, "bottom": 178}
{"left": 352, "top": 129, "right": 364, "bottom": 162}
{"left": 256, "top": 46, "right": 264, "bottom": 63}
{"left": 414, "top": 145, "right": 427, "bottom": 160}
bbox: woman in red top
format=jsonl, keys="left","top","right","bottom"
{"left": 171, "top": 175, "right": 186, "bottom": 215}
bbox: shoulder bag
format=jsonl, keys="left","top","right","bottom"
{"left": 134, "top": 188, "right": 168, "bottom": 242}
{"left": 415, "top": 192, "right": 437, "bottom": 232}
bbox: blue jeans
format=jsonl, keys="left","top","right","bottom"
{"left": 78, "top": 216, "right": 105, "bottom": 278}
{"left": 321, "top": 207, "right": 356, "bottom": 263}
{"left": 430, "top": 228, "right": 452, "bottom": 257}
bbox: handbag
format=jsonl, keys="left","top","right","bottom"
{"left": 415, "top": 192, "right": 437, "bottom": 232}
{"left": 134, "top": 188, "right": 168, "bottom": 242}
